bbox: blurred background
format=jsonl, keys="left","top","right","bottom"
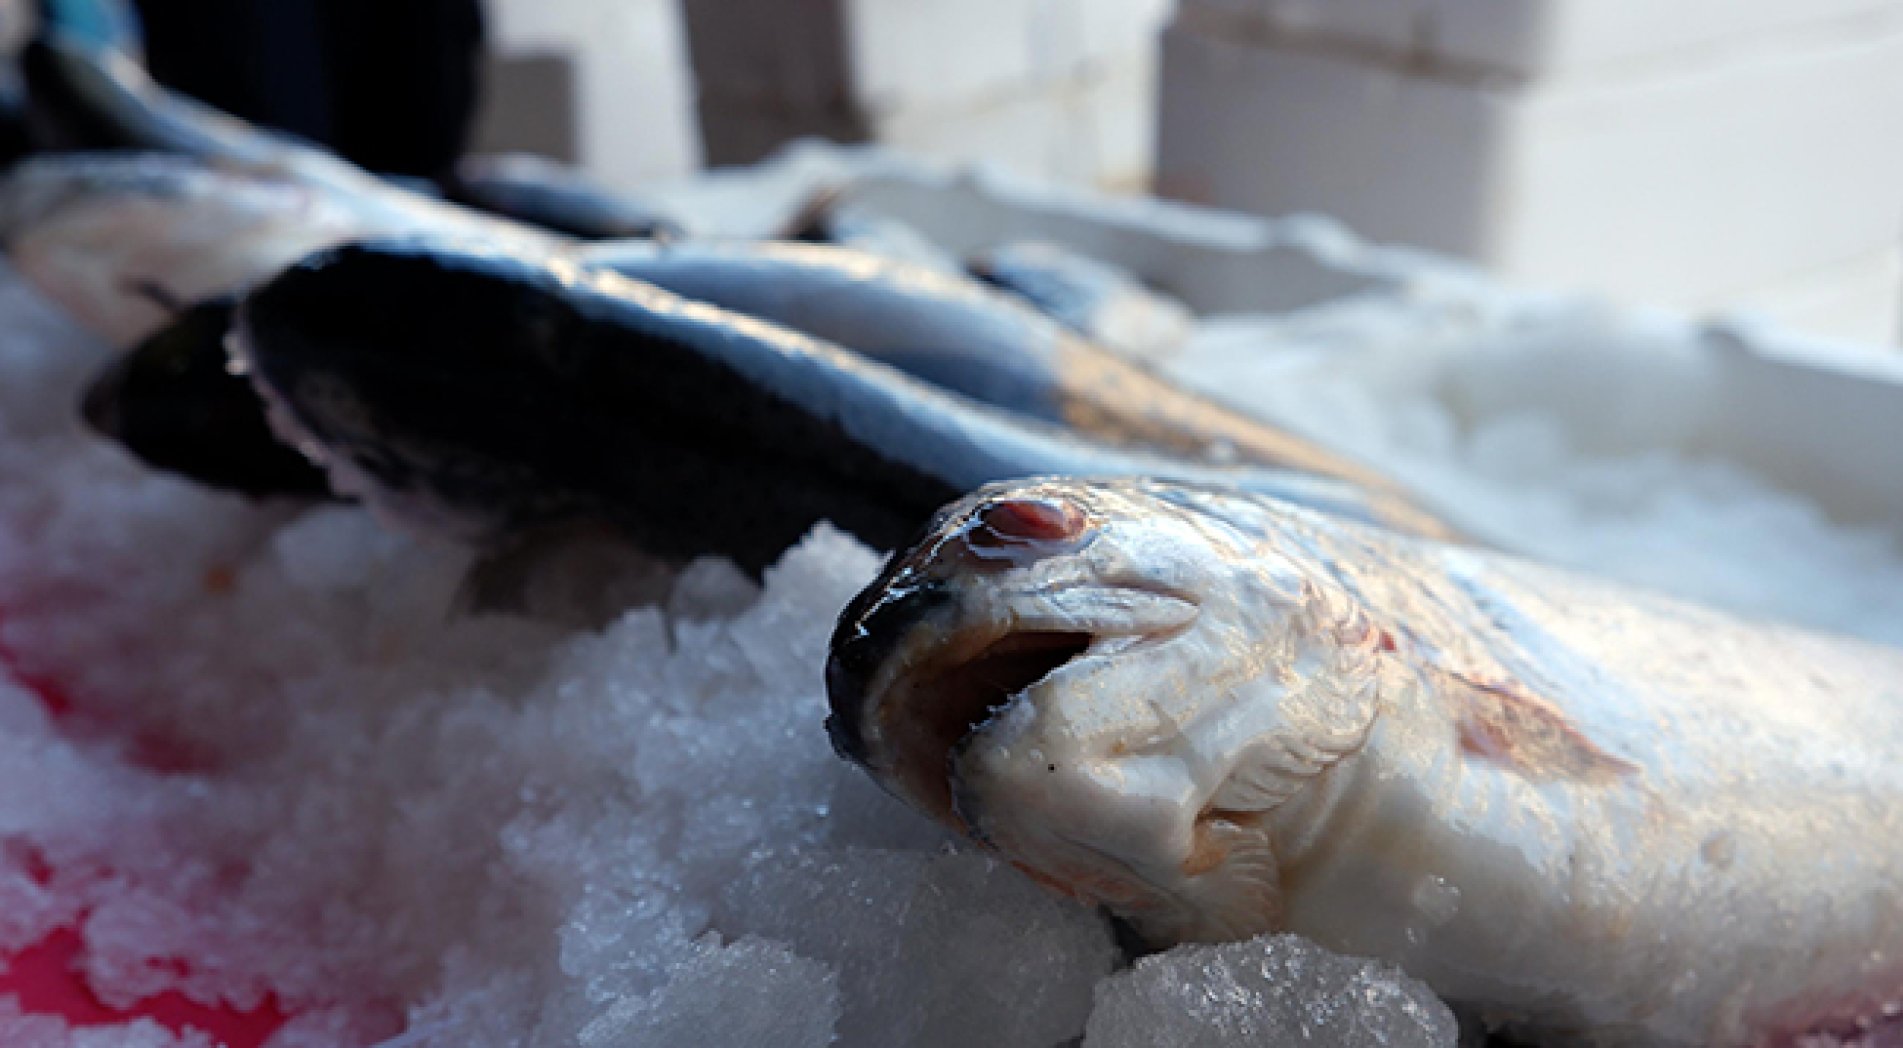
{"left": 111, "top": 0, "right": 1903, "bottom": 345}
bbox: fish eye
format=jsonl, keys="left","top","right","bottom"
{"left": 974, "top": 496, "right": 1087, "bottom": 544}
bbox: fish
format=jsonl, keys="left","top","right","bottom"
{"left": 444, "top": 152, "right": 683, "bottom": 241}
{"left": 4, "top": 32, "right": 561, "bottom": 344}
{"left": 969, "top": 241, "right": 1194, "bottom": 364}
{"left": 825, "top": 476, "right": 1903, "bottom": 1047}
{"left": 0, "top": 153, "right": 378, "bottom": 346}
{"left": 0, "top": 148, "right": 562, "bottom": 349}
{"left": 28, "top": 171, "right": 1456, "bottom": 542}
{"left": 584, "top": 239, "right": 1436, "bottom": 529}
{"left": 80, "top": 296, "right": 329, "bottom": 497}
{"left": 775, "top": 183, "right": 966, "bottom": 274}
{"left": 227, "top": 238, "right": 1452, "bottom": 571}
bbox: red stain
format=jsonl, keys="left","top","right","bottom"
{"left": 1, "top": 927, "right": 288, "bottom": 1046}
{"left": 0, "top": 612, "right": 288, "bottom": 1043}
{"left": 0, "top": 634, "right": 73, "bottom": 715}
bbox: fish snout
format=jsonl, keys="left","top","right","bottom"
{"left": 824, "top": 578, "right": 952, "bottom": 768}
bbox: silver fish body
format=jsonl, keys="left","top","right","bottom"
{"left": 0, "top": 151, "right": 562, "bottom": 347}
{"left": 826, "top": 477, "right": 1903, "bottom": 1046}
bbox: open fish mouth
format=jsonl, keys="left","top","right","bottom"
{"left": 884, "top": 627, "right": 1096, "bottom": 829}
{"left": 828, "top": 577, "right": 1200, "bottom": 832}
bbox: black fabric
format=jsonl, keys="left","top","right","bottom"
{"left": 130, "top": 0, "right": 484, "bottom": 178}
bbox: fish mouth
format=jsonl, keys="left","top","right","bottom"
{"left": 827, "top": 578, "right": 1200, "bottom": 832}
{"left": 886, "top": 628, "right": 1096, "bottom": 829}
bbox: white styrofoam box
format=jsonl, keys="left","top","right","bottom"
{"left": 687, "top": 0, "right": 1169, "bottom": 114}
{"left": 873, "top": 58, "right": 1157, "bottom": 190}
{"left": 683, "top": 0, "right": 1168, "bottom": 173}
{"left": 1717, "top": 247, "right": 1903, "bottom": 348}
{"left": 1154, "top": 16, "right": 1903, "bottom": 326}
{"left": 846, "top": 0, "right": 1048, "bottom": 114}
{"left": 1702, "top": 323, "right": 1903, "bottom": 526}
{"left": 1033, "top": 0, "right": 1175, "bottom": 84}
{"left": 1177, "top": 0, "right": 1903, "bottom": 80}
{"left": 806, "top": 157, "right": 1411, "bottom": 312}
{"left": 482, "top": 0, "right": 702, "bottom": 186}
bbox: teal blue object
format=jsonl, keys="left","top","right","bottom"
{"left": 37, "top": 0, "right": 143, "bottom": 58}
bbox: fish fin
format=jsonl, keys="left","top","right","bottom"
{"left": 1146, "top": 817, "right": 1282, "bottom": 944}
{"left": 1443, "top": 670, "right": 1636, "bottom": 784}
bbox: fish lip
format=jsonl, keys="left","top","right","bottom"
{"left": 831, "top": 579, "right": 1201, "bottom": 831}
{"left": 825, "top": 577, "right": 953, "bottom": 769}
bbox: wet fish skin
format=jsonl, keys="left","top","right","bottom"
{"left": 583, "top": 239, "right": 1449, "bottom": 538}
{"left": 444, "top": 153, "right": 683, "bottom": 241}
{"left": 11, "top": 167, "right": 1431, "bottom": 540}
{"left": 827, "top": 476, "right": 1903, "bottom": 1046}
{"left": 969, "top": 240, "right": 1194, "bottom": 364}
{"left": 231, "top": 238, "right": 1430, "bottom": 571}
{"left": 0, "top": 153, "right": 379, "bottom": 346}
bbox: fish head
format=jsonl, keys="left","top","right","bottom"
{"left": 229, "top": 237, "right": 612, "bottom": 543}
{"left": 80, "top": 296, "right": 330, "bottom": 497}
{"left": 826, "top": 477, "right": 1385, "bottom": 945}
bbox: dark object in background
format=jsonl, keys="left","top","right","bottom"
{"left": 129, "top": 0, "right": 483, "bottom": 179}
{"left": 82, "top": 297, "right": 331, "bottom": 498}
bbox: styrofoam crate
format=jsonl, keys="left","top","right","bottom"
{"left": 1177, "top": 0, "right": 1902, "bottom": 79}
{"left": 482, "top": 0, "right": 701, "bottom": 185}
{"left": 682, "top": 0, "right": 1167, "bottom": 168}
{"left": 872, "top": 58, "right": 1157, "bottom": 190}
{"left": 1718, "top": 247, "right": 1903, "bottom": 348}
{"left": 1154, "top": 16, "right": 1903, "bottom": 324}
{"left": 684, "top": 0, "right": 1151, "bottom": 115}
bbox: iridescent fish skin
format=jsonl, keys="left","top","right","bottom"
{"left": 827, "top": 476, "right": 1903, "bottom": 1046}
{"left": 445, "top": 152, "right": 682, "bottom": 241}
{"left": 585, "top": 239, "right": 1447, "bottom": 538}
{"left": 229, "top": 239, "right": 1444, "bottom": 570}
{"left": 969, "top": 240, "right": 1194, "bottom": 364}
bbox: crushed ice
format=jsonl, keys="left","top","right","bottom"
{"left": 1, "top": 237, "right": 1900, "bottom": 1048}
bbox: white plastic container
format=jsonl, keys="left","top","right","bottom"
{"left": 1153, "top": 1, "right": 1903, "bottom": 344}
{"left": 679, "top": 0, "right": 1170, "bottom": 188}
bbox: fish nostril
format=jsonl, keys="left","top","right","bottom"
{"left": 975, "top": 496, "right": 1088, "bottom": 545}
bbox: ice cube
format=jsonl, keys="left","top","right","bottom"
{"left": 723, "top": 847, "right": 1116, "bottom": 1047}
{"left": 578, "top": 936, "right": 838, "bottom": 1048}
{"left": 1083, "top": 934, "right": 1456, "bottom": 1048}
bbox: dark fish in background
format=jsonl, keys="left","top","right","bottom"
{"left": 230, "top": 238, "right": 1450, "bottom": 573}
{"left": 585, "top": 238, "right": 1453, "bottom": 539}
{"left": 775, "top": 182, "right": 964, "bottom": 273}
{"left": 0, "top": 153, "right": 384, "bottom": 346}
{"left": 969, "top": 240, "right": 1194, "bottom": 364}
{"left": 443, "top": 152, "right": 682, "bottom": 241}
{"left": 81, "top": 296, "right": 329, "bottom": 497}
